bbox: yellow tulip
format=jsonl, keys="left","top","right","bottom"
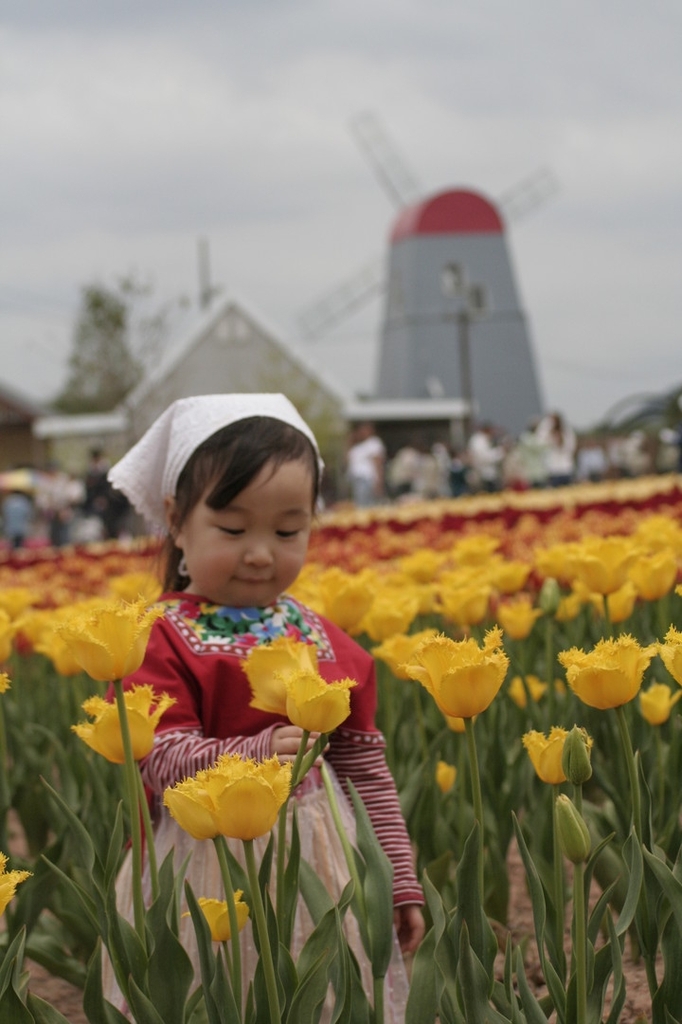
{"left": 559, "top": 634, "right": 656, "bottom": 710}
{"left": 488, "top": 560, "right": 532, "bottom": 595}
{"left": 452, "top": 535, "right": 500, "bottom": 566}
{"left": 0, "top": 852, "right": 31, "bottom": 916}
{"left": 497, "top": 596, "right": 543, "bottom": 640}
{"left": 0, "top": 673, "right": 10, "bottom": 695}
{"left": 164, "top": 754, "right": 292, "bottom": 841}
{"left": 437, "top": 583, "right": 491, "bottom": 627}
{"left": 571, "top": 537, "right": 640, "bottom": 595}
{"left": 633, "top": 515, "right": 682, "bottom": 556}
{"left": 435, "top": 761, "right": 457, "bottom": 793}
{"left": 639, "top": 683, "right": 682, "bottom": 726}
{"left": 628, "top": 549, "right": 678, "bottom": 602}
{"left": 400, "top": 626, "right": 509, "bottom": 719}
{"left": 507, "top": 674, "right": 547, "bottom": 708}
{"left": 244, "top": 637, "right": 318, "bottom": 716}
{"left": 284, "top": 670, "right": 355, "bottom": 733}
{"left": 555, "top": 591, "right": 584, "bottom": 623}
{"left": 534, "top": 542, "right": 582, "bottom": 585}
{"left": 190, "top": 892, "right": 250, "bottom": 942}
{"left": 606, "top": 581, "right": 638, "bottom": 624}
{"left": 14, "top": 608, "right": 56, "bottom": 649}
{"left": 658, "top": 626, "right": 682, "bottom": 686}
{"left": 360, "top": 590, "right": 420, "bottom": 641}
{"left": 372, "top": 629, "right": 440, "bottom": 679}
{"left": 522, "top": 727, "right": 568, "bottom": 784}
{"left": 0, "top": 610, "right": 17, "bottom": 663}
{"left": 398, "top": 549, "right": 445, "bottom": 583}
{"left": 57, "top": 598, "right": 164, "bottom": 681}
{"left": 108, "top": 572, "right": 163, "bottom": 605}
{"left": 445, "top": 714, "right": 467, "bottom": 733}
{"left": 0, "top": 587, "right": 36, "bottom": 620}
{"left": 161, "top": 776, "right": 220, "bottom": 840}
{"left": 72, "top": 685, "right": 176, "bottom": 763}
{"left": 316, "top": 568, "right": 375, "bottom": 634}
{"left": 35, "top": 632, "right": 86, "bottom": 676}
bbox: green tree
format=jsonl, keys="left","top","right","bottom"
{"left": 54, "top": 283, "right": 142, "bottom": 413}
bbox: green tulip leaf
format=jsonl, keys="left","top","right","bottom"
{"left": 24, "top": 992, "right": 73, "bottom": 1024}
{"left": 347, "top": 779, "right": 394, "bottom": 978}
{"left": 513, "top": 945, "right": 550, "bottom": 1024}
{"left": 82, "top": 938, "right": 129, "bottom": 1024}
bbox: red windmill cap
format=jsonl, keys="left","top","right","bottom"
{"left": 390, "top": 189, "right": 503, "bottom": 242}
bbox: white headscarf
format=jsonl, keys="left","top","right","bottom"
{"left": 108, "top": 393, "right": 322, "bottom": 531}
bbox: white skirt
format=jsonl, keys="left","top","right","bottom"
{"left": 102, "top": 764, "right": 410, "bottom": 1022}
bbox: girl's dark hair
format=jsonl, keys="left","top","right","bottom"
{"left": 161, "top": 416, "right": 319, "bottom": 591}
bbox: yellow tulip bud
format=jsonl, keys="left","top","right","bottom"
{"left": 435, "top": 760, "right": 457, "bottom": 793}
{"left": 0, "top": 674, "right": 10, "bottom": 695}
{"left": 555, "top": 794, "right": 591, "bottom": 864}
{"left": 497, "top": 596, "right": 543, "bottom": 640}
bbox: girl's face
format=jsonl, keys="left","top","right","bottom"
{"left": 170, "top": 458, "right": 314, "bottom": 607}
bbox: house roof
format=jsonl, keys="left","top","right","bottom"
{"left": 0, "top": 380, "right": 46, "bottom": 424}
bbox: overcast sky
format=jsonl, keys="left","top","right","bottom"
{"left": 1, "top": 0, "right": 680, "bottom": 430}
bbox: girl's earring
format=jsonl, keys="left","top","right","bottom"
{"left": 178, "top": 553, "right": 189, "bottom": 577}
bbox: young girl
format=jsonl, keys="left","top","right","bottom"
{"left": 106, "top": 393, "right": 424, "bottom": 1019}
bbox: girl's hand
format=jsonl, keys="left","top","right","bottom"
{"left": 270, "top": 725, "right": 326, "bottom": 763}
{"left": 394, "top": 904, "right": 426, "bottom": 954}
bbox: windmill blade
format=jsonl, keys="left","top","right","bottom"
{"left": 297, "top": 257, "right": 386, "bottom": 340}
{"left": 349, "top": 112, "right": 423, "bottom": 210}
{"left": 497, "top": 167, "right": 560, "bottom": 222}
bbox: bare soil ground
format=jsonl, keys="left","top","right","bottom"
{"left": 26, "top": 840, "right": 653, "bottom": 1022}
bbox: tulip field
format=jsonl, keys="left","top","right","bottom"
{"left": 1, "top": 473, "right": 682, "bottom": 1022}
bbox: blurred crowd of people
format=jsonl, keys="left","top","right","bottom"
{"left": 345, "top": 413, "right": 682, "bottom": 508}
{"left": 0, "top": 448, "right": 131, "bottom": 551}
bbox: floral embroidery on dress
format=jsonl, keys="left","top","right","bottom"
{"left": 160, "top": 594, "right": 335, "bottom": 661}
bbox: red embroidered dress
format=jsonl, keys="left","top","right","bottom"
{"left": 126, "top": 591, "right": 423, "bottom": 907}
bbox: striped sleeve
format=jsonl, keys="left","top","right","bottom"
{"left": 326, "top": 727, "right": 424, "bottom": 907}
{"left": 141, "top": 725, "right": 279, "bottom": 795}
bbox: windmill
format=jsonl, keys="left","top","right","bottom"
{"left": 297, "top": 113, "right": 554, "bottom": 439}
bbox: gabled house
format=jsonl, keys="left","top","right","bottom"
{"left": 0, "top": 382, "right": 47, "bottom": 470}
{"left": 121, "top": 298, "right": 348, "bottom": 498}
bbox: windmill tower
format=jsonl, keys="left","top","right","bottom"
{"left": 379, "top": 187, "right": 543, "bottom": 437}
{"left": 298, "top": 114, "right": 550, "bottom": 442}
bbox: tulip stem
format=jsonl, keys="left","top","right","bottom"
{"left": 551, "top": 786, "right": 566, "bottom": 979}
{"left": 244, "top": 838, "right": 281, "bottom": 1024}
{"left": 464, "top": 717, "right": 485, "bottom": 898}
{"left": 276, "top": 729, "right": 309, "bottom": 931}
{"left": 214, "top": 836, "right": 243, "bottom": 1013}
{"left": 135, "top": 767, "right": 159, "bottom": 902}
{"left": 573, "top": 858, "right": 587, "bottom": 1024}
{"left": 113, "top": 679, "right": 146, "bottom": 949}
